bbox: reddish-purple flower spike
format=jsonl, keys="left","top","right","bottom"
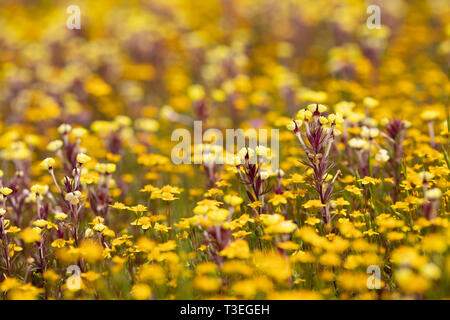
{"left": 385, "top": 119, "right": 405, "bottom": 140}
{"left": 289, "top": 104, "right": 340, "bottom": 225}
{"left": 235, "top": 147, "right": 271, "bottom": 214}
{"left": 384, "top": 119, "right": 406, "bottom": 202}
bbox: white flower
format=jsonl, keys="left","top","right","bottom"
{"left": 426, "top": 188, "right": 442, "bottom": 200}
{"left": 226, "top": 155, "right": 242, "bottom": 166}
{"left": 260, "top": 170, "right": 269, "bottom": 180}
{"left": 238, "top": 147, "right": 254, "bottom": 160}
{"left": 418, "top": 171, "right": 433, "bottom": 181}
{"left": 65, "top": 191, "right": 82, "bottom": 205}
{"left": 255, "top": 145, "right": 269, "bottom": 157}
{"left": 85, "top": 228, "right": 95, "bottom": 237}
{"left": 203, "top": 153, "right": 216, "bottom": 167}
{"left": 361, "top": 126, "right": 379, "bottom": 139}
{"left": 276, "top": 168, "right": 285, "bottom": 177}
{"left": 58, "top": 123, "right": 72, "bottom": 134}
{"left": 348, "top": 138, "right": 368, "bottom": 149}
{"left": 375, "top": 149, "right": 389, "bottom": 163}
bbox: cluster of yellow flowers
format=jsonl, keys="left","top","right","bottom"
{"left": 0, "top": 0, "right": 449, "bottom": 300}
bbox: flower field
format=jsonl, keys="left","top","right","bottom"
{"left": 0, "top": 0, "right": 449, "bottom": 300}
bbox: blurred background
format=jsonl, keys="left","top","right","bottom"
{"left": 0, "top": 0, "right": 448, "bottom": 131}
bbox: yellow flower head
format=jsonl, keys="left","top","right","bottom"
{"left": 0, "top": 187, "right": 13, "bottom": 196}
{"left": 19, "top": 228, "right": 41, "bottom": 243}
{"left": 40, "top": 157, "right": 55, "bottom": 170}
{"left": 76, "top": 153, "right": 91, "bottom": 164}
{"left": 131, "top": 283, "right": 152, "bottom": 300}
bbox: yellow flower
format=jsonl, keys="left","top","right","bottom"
{"left": 269, "top": 194, "right": 287, "bottom": 206}
{"left": 420, "top": 110, "right": 440, "bottom": 121}
{"left": 196, "top": 262, "right": 218, "bottom": 275}
{"left": 303, "top": 200, "right": 326, "bottom": 208}
{"left": 395, "top": 269, "right": 430, "bottom": 293}
{"left": 224, "top": 194, "right": 243, "bottom": 206}
{"left": 336, "top": 272, "right": 369, "bottom": 292}
{"left": 0, "top": 187, "right": 13, "bottom": 196}
{"left": 19, "top": 228, "right": 41, "bottom": 243}
{"left": 158, "top": 240, "right": 177, "bottom": 252}
{"left": 421, "top": 263, "right": 441, "bottom": 280}
{"left": 128, "top": 204, "right": 147, "bottom": 213}
{"left": 387, "top": 231, "right": 405, "bottom": 241}
{"left": 421, "top": 234, "right": 446, "bottom": 253}
{"left": 140, "top": 185, "right": 159, "bottom": 193}
{"left": 47, "top": 140, "right": 63, "bottom": 151}
{"left": 287, "top": 120, "right": 302, "bottom": 131}
{"left": 95, "top": 163, "right": 117, "bottom": 174}
{"left": 253, "top": 251, "right": 291, "bottom": 282}
{"left": 51, "top": 239, "right": 67, "bottom": 248}
{"left": 33, "top": 219, "right": 48, "bottom": 228}
{"left": 319, "top": 116, "right": 328, "bottom": 124}
{"left": 220, "top": 261, "right": 252, "bottom": 276}
{"left": 319, "top": 252, "right": 341, "bottom": 267}
{"left": 43, "top": 270, "right": 60, "bottom": 283}
{"left": 187, "top": 84, "right": 205, "bottom": 101}
{"left": 307, "top": 103, "right": 327, "bottom": 113}
{"left": 331, "top": 197, "right": 350, "bottom": 207}
{"left": 8, "top": 283, "right": 43, "bottom": 300}
{"left": 71, "top": 127, "right": 87, "bottom": 138}
{"left": 54, "top": 212, "right": 68, "bottom": 221}
{"left": 6, "top": 226, "right": 21, "bottom": 234}
{"left": 154, "top": 222, "right": 171, "bottom": 233}
{"left": 277, "top": 241, "right": 300, "bottom": 251}
{"left": 79, "top": 240, "right": 104, "bottom": 263}
{"left": 265, "top": 220, "right": 297, "bottom": 234}
{"left": 231, "top": 279, "right": 259, "bottom": 298}
{"left": 193, "top": 276, "right": 221, "bottom": 292}
{"left": 358, "top": 176, "right": 381, "bottom": 185}
{"left": 82, "top": 271, "right": 101, "bottom": 282}
{"left": 135, "top": 119, "right": 159, "bottom": 132}
{"left": 204, "top": 188, "right": 223, "bottom": 198}
{"left": 9, "top": 244, "right": 23, "bottom": 257}
{"left": 232, "top": 230, "right": 252, "bottom": 239}
{"left": 76, "top": 153, "right": 91, "bottom": 164}
{"left": 110, "top": 202, "right": 128, "bottom": 210}
{"left": 0, "top": 277, "right": 21, "bottom": 292}
{"left": 131, "top": 283, "right": 152, "bottom": 300}
{"left": 293, "top": 278, "right": 306, "bottom": 285}
{"left": 363, "top": 229, "right": 379, "bottom": 236}
{"left": 248, "top": 201, "right": 262, "bottom": 209}
{"left": 102, "top": 228, "right": 115, "bottom": 238}
{"left": 340, "top": 175, "right": 355, "bottom": 184}
{"left": 391, "top": 247, "right": 427, "bottom": 269}
{"left": 219, "top": 240, "right": 250, "bottom": 259}
{"left": 40, "top": 157, "right": 55, "bottom": 169}
{"left": 345, "top": 185, "right": 362, "bottom": 196}
{"left": 363, "top": 97, "right": 379, "bottom": 109}
{"left": 137, "top": 264, "right": 166, "bottom": 284}
{"left": 305, "top": 217, "right": 321, "bottom": 226}
{"left": 85, "top": 76, "right": 111, "bottom": 96}
{"left": 291, "top": 173, "right": 305, "bottom": 183}
{"left": 131, "top": 216, "right": 151, "bottom": 230}
{"left": 31, "top": 184, "right": 48, "bottom": 195}
{"left": 161, "top": 192, "right": 178, "bottom": 201}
